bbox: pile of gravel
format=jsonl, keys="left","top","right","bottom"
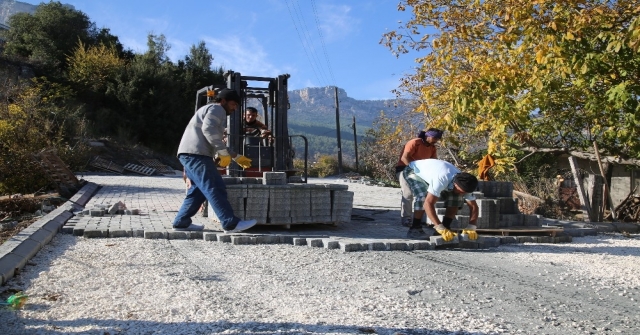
{"left": 1, "top": 232, "right": 639, "bottom": 334}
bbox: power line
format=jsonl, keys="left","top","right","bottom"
{"left": 310, "top": 0, "right": 337, "bottom": 86}
{"left": 284, "top": 0, "right": 324, "bottom": 86}
{"left": 291, "top": 0, "right": 331, "bottom": 86}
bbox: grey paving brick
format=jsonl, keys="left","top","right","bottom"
{"left": 482, "top": 236, "right": 501, "bottom": 247}
{"left": 72, "top": 227, "right": 85, "bottom": 236}
{"left": 217, "top": 235, "right": 232, "bottom": 243}
{"left": 430, "top": 235, "right": 459, "bottom": 246}
{"left": 323, "top": 239, "right": 340, "bottom": 249}
{"left": 308, "top": 239, "right": 324, "bottom": 247}
{"left": 536, "top": 236, "right": 553, "bottom": 243}
{"left": 0, "top": 253, "right": 24, "bottom": 285}
{"left": 386, "top": 241, "right": 411, "bottom": 251}
{"left": 254, "top": 235, "right": 280, "bottom": 244}
{"left": 109, "top": 230, "right": 131, "bottom": 238}
{"left": 144, "top": 231, "right": 167, "bottom": 239}
{"left": 340, "top": 242, "right": 365, "bottom": 252}
{"left": 460, "top": 241, "right": 480, "bottom": 249}
{"left": 10, "top": 239, "right": 41, "bottom": 260}
{"left": 168, "top": 231, "right": 188, "bottom": 240}
{"left": 293, "top": 238, "right": 307, "bottom": 246}
{"left": 517, "top": 236, "right": 536, "bottom": 243}
{"left": 83, "top": 230, "right": 108, "bottom": 238}
{"left": 279, "top": 235, "right": 294, "bottom": 244}
{"left": 203, "top": 232, "right": 218, "bottom": 241}
{"left": 367, "top": 242, "right": 387, "bottom": 251}
{"left": 500, "top": 236, "right": 518, "bottom": 244}
{"left": 232, "top": 236, "right": 253, "bottom": 245}
{"left": 411, "top": 241, "right": 435, "bottom": 250}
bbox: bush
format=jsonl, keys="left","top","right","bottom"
{"left": 0, "top": 78, "right": 89, "bottom": 195}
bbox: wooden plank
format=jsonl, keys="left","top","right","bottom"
{"left": 476, "top": 226, "right": 563, "bottom": 237}
{"left": 568, "top": 156, "right": 593, "bottom": 222}
{"left": 33, "top": 149, "right": 80, "bottom": 187}
{"left": 91, "top": 156, "right": 124, "bottom": 174}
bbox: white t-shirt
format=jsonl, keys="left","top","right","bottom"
{"left": 408, "top": 159, "right": 476, "bottom": 201}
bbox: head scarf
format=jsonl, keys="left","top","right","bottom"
{"left": 417, "top": 129, "right": 444, "bottom": 141}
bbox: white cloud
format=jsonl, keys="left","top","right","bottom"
{"left": 318, "top": 4, "right": 357, "bottom": 42}
{"left": 204, "top": 35, "right": 284, "bottom": 77}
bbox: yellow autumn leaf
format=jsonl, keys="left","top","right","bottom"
{"left": 535, "top": 50, "right": 545, "bottom": 64}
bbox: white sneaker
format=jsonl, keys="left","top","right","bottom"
{"left": 224, "top": 219, "right": 257, "bottom": 233}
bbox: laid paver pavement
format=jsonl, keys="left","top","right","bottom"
{"left": 3, "top": 171, "right": 634, "bottom": 285}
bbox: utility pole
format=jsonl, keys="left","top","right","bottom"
{"left": 334, "top": 86, "right": 343, "bottom": 175}
{"left": 352, "top": 115, "right": 358, "bottom": 172}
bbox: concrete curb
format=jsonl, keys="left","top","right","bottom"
{"left": 0, "top": 182, "right": 100, "bottom": 285}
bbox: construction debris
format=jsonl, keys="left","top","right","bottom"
{"left": 90, "top": 156, "right": 125, "bottom": 174}
{"left": 608, "top": 187, "right": 640, "bottom": 222}
{"left": 32, "top": 149, "right": 81, "bottom": 197}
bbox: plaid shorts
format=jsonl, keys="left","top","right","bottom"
{"left": 403, "top": 166, "right": 465, "bottom": 210}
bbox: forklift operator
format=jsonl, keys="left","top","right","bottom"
{"left": 243, "top": 107, "right": 272, "bottom": 139}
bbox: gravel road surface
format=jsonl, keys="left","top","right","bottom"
{"left": 0, "top": 176, "right": 638, "bottom": 335}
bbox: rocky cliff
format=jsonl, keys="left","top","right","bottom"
{"left": 288, "top": 86, "right": 409, "bottom": 127}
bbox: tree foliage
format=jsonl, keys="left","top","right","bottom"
{"left": 0, "top": 78, "right": 87, "bottom": 194}
{"left": 67, "top": 41, "right": 124, "bottom": 91}
{"left": 4, "top": 2, "right": 92, "bottom": 71}
{"left": 1, "top": 4, "right": 227, "bottom": 194}
{"left": 382, "top": 0, "right": 640, "bottom": 172}
{"left": 359, "top": 112, "right": 418, "bottom": 182}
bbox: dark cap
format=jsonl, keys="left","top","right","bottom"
{"left": 217, "top": 89, "right": 241, "bottom": 103}
{"left": 453, "top": 172, "right": 478, "bottom": 193}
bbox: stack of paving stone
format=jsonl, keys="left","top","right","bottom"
{"left": 428, "top": 180, "right": 543, "bottom": 229}
{"left": 209, "top": 173, "right": 353, "bottom": 227}
{"left": 77, "top": 201, "right": 140, "bottom": 217}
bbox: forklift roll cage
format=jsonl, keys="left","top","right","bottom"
{"left": 194, "top": 70, "right": 307, "bottom": 181}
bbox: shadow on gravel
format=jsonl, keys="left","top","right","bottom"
{"left": 7, "top": 317, "right": 494, "bottom": 335}
{"left": 243, "top": 207, "right": 406, "bottom": 240}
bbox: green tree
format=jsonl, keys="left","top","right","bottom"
{"left": 382, "top": 0, "right": 640, "bottom": 172}
{"left": 185, "top": 41, "right": 212, "bottom": 71}
{"left": 67, "top": 41, "right": 124, "bottom": 92}
{"left": 4, "top": 2, "right": 92, "bottom": 69}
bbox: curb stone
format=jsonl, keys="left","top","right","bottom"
{"left": 0, "top": 181, "right": 99, "bottom": 285}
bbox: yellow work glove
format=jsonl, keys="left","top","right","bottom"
{"left": 462, "top": 224, "right": 478, "bottom": 240}
{"left": 234, "top": 155, "right": 252, "bottom": 169}
{"left": 218, "top": 155, "right": 232, "bottom": 168}
{"left": 434, "top": 224, "right": 457, "bottom": 242}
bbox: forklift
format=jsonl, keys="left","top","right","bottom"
{"left": 194, "top": 70, "right": 308, "bottom": 181}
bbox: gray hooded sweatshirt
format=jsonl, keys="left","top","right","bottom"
{"left": 177, "top": 103, "right": 233, "bottom": 157}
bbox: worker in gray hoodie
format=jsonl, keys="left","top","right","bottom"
{"left": 173, "top": 88, "right": 256, "bottom": 232}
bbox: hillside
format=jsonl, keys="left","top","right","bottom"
{"left": 0, "top": 0, "right": 36, "bottom": 25}
{"left": 286, "top": 87, "right": 411, "bottom": 162}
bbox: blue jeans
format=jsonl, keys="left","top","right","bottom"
{"left": 173, "top": 154, "right": 240, "bottom": 230}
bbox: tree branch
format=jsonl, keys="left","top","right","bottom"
{"left": 519, "top": 147, "right": 640, "bottom": 166}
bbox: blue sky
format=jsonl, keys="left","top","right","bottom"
{"left": 21, "top": 0, "right": 419, "bottom": 100}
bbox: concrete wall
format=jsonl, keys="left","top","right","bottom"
{"left": 557, "top": 156, "right": 637, "bottom": 208}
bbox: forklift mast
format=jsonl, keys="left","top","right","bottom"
{"left": 194, "top": 70, "right": 301, "bottom": 178}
